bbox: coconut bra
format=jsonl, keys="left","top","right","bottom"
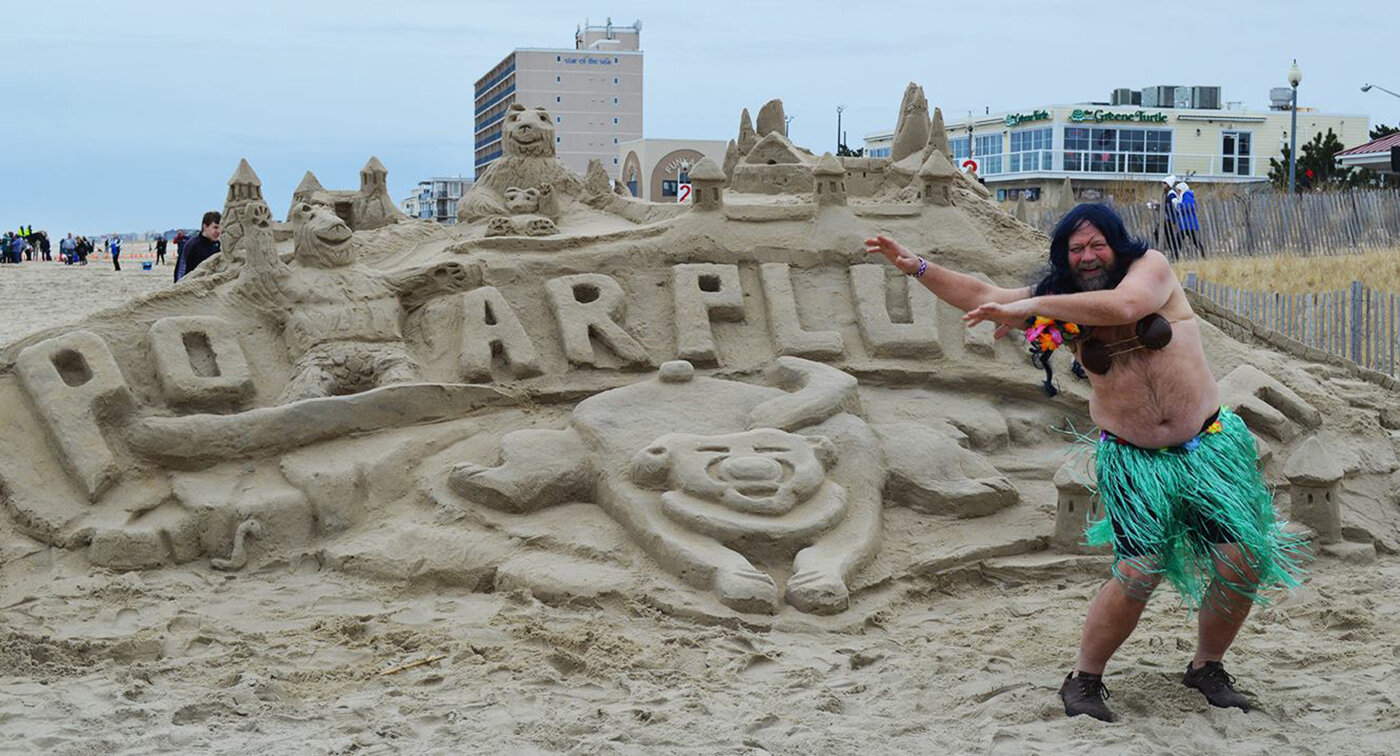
{"left": 1025, "top": 313, "right": 1173, "bottom": 375}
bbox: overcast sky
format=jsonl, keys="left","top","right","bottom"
{"left": 3, "top": 0, "right": 1395, "bottom": 235}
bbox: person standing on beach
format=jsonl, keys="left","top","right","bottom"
{"left": 155, "top": 235, "right": 168, "bottom": 265}
{"left": 174, "top": 211, "right": 221, "bottom": 282}
{"left": 110, "top": 234, "right": 122, "bottom": 270}
{"left": 863, "top": 203, "right": 1303, "bottom": 723}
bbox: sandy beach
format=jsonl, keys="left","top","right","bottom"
{"left": 2, "top": 238, "right": 1398, "bottom": 756}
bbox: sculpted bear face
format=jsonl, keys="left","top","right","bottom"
{"left": 630, "top": 429, "right": 837, "bottom": 516}
{"left": 290, "top": 202, "right": 354, "bottom": 268}
{"left": 503, "top": 187, "right": 540, "bottom": 214}
{"left": 503, "top": 104, "right": 556, "bottom": 158}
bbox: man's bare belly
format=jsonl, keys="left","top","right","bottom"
{"left": 1080, "top": 316, "right": 1219, "bottom": 448}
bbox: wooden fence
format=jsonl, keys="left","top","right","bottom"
{"left": 1184, "top": 273, "right": 1400, "bottom": 376}
{"left": 1023, "top": 189, "right": 1400, "bottom": 259}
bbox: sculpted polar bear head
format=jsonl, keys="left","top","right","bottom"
{"left": 503, "top": 104, "right": 556, "bottom": 158}
{"left": 630, "top": 428, "right": 836, "bottom": 516}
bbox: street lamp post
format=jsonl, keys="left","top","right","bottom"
{"left": 1361, "top": 83, "right": 1400, "bottom": 100}
{"left": 836, "top": 105, "right": 845, "bottom": 153}
{"left": 1288, "top": 59, "right": 1302, "bottom": 194}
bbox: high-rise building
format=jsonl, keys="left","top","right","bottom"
{"left": 473, "top": 19, "right": 643, "bottom": 179}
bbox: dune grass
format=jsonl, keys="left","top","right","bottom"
{"left": 1174, "top": 249, "right": 1400, "bottom": 293}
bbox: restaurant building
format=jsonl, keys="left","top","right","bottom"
{"left": 865, "top": 85, "right": 1369, "bottom": 204}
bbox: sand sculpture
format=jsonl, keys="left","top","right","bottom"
{"left": 1, "top": 82, "right": 1396, "bottom": 627}
{"left": 234, "top": 201, "right": 480, "bottom": 402}
{"left": 449, "top": 357, "right": 1015, "bottom": 615}
{"left": 284, "top": 157, "right": 407, "bottom": 231}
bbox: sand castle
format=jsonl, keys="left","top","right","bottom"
{"left": 1, "top": 83, "right": 1397, "bottom": 627}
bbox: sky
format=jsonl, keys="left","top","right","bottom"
{"left": 3, "top": 0, "right": 1396, "bottom": 236}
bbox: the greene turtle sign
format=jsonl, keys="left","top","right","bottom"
{"left": 1069, "top": 109, "right": 1170, "bottom": 125}
{"left": 1004, "top": 110, "right": 1051, "bottom": 128}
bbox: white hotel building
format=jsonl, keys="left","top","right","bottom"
{"left": 865, "top": 85, "right": 1369, "bottom": 204}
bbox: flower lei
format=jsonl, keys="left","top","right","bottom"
{"left": 1025, "top": 316, "right": 1083, "bottom": 356}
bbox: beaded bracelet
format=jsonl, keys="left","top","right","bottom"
{"left": 911, "top": 258, "right": 928, "bottom": 278}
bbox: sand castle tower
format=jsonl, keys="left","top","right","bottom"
{"left": 292, "top": 171, "right": 323, "bottom": 205}
{"left": 755, "top": 99, "right": 786, "bottom": 138}
{"left": 737, "top": 108, "right": 758, "bottom": 153}
{"left": 891, "top": 83, "right": 931, "bottom": 164}
{"left": 813, "top": 153, "right": 847, "bottom": 207}
{"left": 1284, "top": 435, "right": 1344, "bottom": 543}
{"left": 222, "top": 159, "right": 268, "bottom": 256}
{"left": 927, "top": 106, "right": 950, "bottom": 160}
{"left": 360, "top": 156, "right": 389, "bottom": 194}
{"left": 1053, "top": 460, "right": 1101, "bottom": 553}
{"left": 688, "top": 157, "right": 726, "bottom": 211}
{"left": 1057, "top": 177, "right": 1076, "bottom": 212}
{"left": 226, "top": 158, "right": 262, "bottom": 203}
{"left": 918, "top": 149, "right": 958, "bottom": 207}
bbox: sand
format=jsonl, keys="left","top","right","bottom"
{"left": 1, "top": 260, "right": 172, "bottom": 343}
{"left": 2, "top": 248, "right": 1398, "bottom": 755}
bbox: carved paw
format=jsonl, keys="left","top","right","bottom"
{"left": 714, "top": 565, "right": 780, "bottom": 615}
{"left": 522, "top": 218, "right": 557, "bottom": 237}
{"left": 785, "top": 569, "right": 849, "bottom": 615}
{"left": 485, "top": 217, "right": 515, "bottom": 237}
{"left": 448, "top": 462, "right": 493, "bottom": 499}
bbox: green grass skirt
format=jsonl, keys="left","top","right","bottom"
{"left": 1087, "top": 408, "right": 1306, "bottom": 608}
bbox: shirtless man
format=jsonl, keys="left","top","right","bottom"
{"left": 865, "top": 203, "right": 1302, "bottom": 722}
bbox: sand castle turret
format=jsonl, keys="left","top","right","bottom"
{"left": 918, "top": 149, "right": 958, "bottom": 207}
{"left": 891, "top": 83, "right": 931, "bottom": 164}
{"left": 1284, "top": 435, "right": 1345, "bottom": 543}
{"left": 813, "top": 153, "right": 847, "bottom": 207}
{"left": 360, "top": 156, "right": 389, "bottom": 193}
{"left": 755, "top": 99, "right": 786, "bottom": 138}
{"left": 737, "top": 108, "right": 758, "bottom": 153}
{"left": 1057, "top": 177, "right": 1076, "bottom": 212}
{"left": 1053, "top": 460, "right": 1101, "bottom": 553}
{"left": 226, "top": 158, "right": 263, "bottom": 203}
{"left": 926, "top": 106, "right": 950, "bottom": 160}
{"left": 688, "top": 156, "right": 725, "bottom": 211}
{"left": 292, "top": 171, "right": 324, "bottom": 206}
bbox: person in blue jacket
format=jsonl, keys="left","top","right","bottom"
{"left": 1173, "top": 181, "right": 1206, "bottom": 257}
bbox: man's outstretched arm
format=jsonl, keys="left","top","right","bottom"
{"left": 964, "top": 249, "right": 1175, "bottom": 329}
{"left": 864, "top": 236, "right": 1030, "bottom": 313}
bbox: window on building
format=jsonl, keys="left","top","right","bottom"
{"left": 949, "top": 136, "right": 970, "bottom": 164}
{"left": 556, "top": 96, "right": 561, "bottom": 103}
{"left": 613, "top": 137, "right": 618, "bottom": 144}
{"left": 1008, "top": 127, "right": 1052, "bottom": 172}
{"left": 556, "top": 116, "right": 562, "bottom": 124}
{"left": 1222, "top": 131, "right": 1251, "bottom": 176}
{"left": 614, "top": 77, "right": 619, "bottom": 84}
{"left": 1063, "top": 127, "right": 1171, "bottom": 173}
{"left": 996, "top": 188, "right": 1042, "bottom": 202}
{"left": 974, "top": 133, "right": 1004, "bottom": 174}
{"left": 869, "top": 146, "right": 891, "bottom": 158}
{"left": 613, "top": 117, "right": 619, "bottom": 125}
{"left": 613, "top": 157, "right": 618, "bottom": 164}
{"left": 556, "top": 76, "right": 561, "bottom": 83}
{"left": 613, "top": 97, "right": 618, "bottom": 105}
{"left": 661, "top": 179, "right": 678, "bottom": 197}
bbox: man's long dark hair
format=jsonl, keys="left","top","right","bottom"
{"left": 1032, "top": 203, "right": 1150, "bottom": 296}
{"left": 1028, "top": 203, "right": 1149, "bottom": 396}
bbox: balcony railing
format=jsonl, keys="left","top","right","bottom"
{"left": 959, "top": 150, "right": 1262, "bottom": 180}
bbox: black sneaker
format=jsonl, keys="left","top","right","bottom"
{"left": 1182, "top": 661, "right": 1252, "bottom": 711}
{"left": 1059, "top": 672, "right": 1116, "bottom": 722}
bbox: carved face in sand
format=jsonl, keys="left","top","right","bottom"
{"left": 291, "top": 203, "right": 355, "bottom": 268}
{"left": 631, "top": 429, "right": 836, "bottom": 516}
{"left": 502, "top": 104, "right": 556, "bottom": 158}
{"left": 503, "top": 187, "right": 540, "bottom": 214}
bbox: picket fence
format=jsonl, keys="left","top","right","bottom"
{"left": 1184, "top": 273, "right": 1400, "bottom": 376}
{"left": 1023, "top": 189, "right": 1400, "bottom": 259}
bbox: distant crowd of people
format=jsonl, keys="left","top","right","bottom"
{"left": 0, "top": 211, "right": 221, "bottom": 279}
